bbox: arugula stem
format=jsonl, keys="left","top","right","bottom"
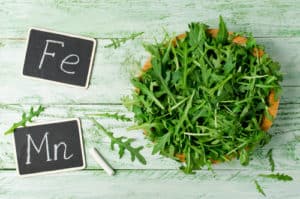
{"left": 171, "top": 45, "right": 180, "bottom": 70}
{"left": 170, "top": 96, "right": 189, "bottom": 111}
{"left": 86, "top": 112, "right": 132, "bottom": 122}
{"left": 182, "top": 42, "right": 188, "bottom": 88}
{"left": 209, "top": 74, "right": 233, "bottom": 96}
{"left": 158, "top": 75, "right": 177, "bottom": 103}
{"left": 175, "top": 90, "right": 195, "bottom": 134}
{"left": 226, "top": 142, "right": 248, "bottom": 155}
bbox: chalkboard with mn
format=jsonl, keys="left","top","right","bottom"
{"left": 13, "top": 119, "right": 86, "bottom": 176}
{"left": 23, "top": 28, "right": 96, "bottom": 88}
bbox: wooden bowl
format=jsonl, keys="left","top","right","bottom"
{"left": 141, "top": 29, "right": 280, "bottom": 163}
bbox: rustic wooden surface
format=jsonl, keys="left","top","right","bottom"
{"left": 0, "top": 1, "right": 299, "bottom": 198}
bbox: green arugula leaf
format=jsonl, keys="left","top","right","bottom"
{"left": 239, "top": 148, "right": 249, "bottom": 166}
{"left": 267, "top": 149, "right": 275, "bottom": 172}
{"left": 105, "top": 32, "right": 144, "bottom": 49}
{"left": 254, "top": 180, "right": 266, "bottom": 197}
{"left": 92, "top": 118, "right": 147, "bottom": 165}
{"left": 86, "top": 112, "right": 132, "bottom": 122}
{"left": 258, "top": 173, "right": 293, "bottom": 181}
{"left": 216, "top": 15, "right": 228, "bottom": 44}
{"left": 187, "top": 22, "right": 208, "bottom": 47}
{"left": 131, "top": 78, "right": 165, "bottom": 110}
{"left": 152, "top": 132, "right": 171, "bottom": 155}
{"left": 4, "top": 105, "right": 45, "bottom": 135}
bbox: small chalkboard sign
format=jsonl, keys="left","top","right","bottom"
{"left": 13, "top": 119, "right": 86, "bottom": 176}
{"left": 23, "top": 28, "right": 96, "bottom": 88}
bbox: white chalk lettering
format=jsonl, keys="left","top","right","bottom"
{"left": 53, "top": 142, "right": 74, "bottom": 160}
{"left": 26, "top": 132, "right": 52, "bottom": 165}
{"left": 38, "top": 40, "right": 64, "bottom": 69}
{"left": 60, "top": 54, "right": 79, "bottom": 75}
{"left": 25, "top": 132, "right": 74, "bottom": 165}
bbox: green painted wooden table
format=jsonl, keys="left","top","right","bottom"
{"left": 0, "top": 1, "right": 299, "bottom": 198}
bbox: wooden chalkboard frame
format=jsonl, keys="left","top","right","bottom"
{"left": 22, "top": 27, "right": 97, "bottom": 89}
{"left": 12, "top": 118, "right": 86, "bottom": 177}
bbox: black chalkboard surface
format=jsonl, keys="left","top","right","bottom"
{"left": 23, "top": 28, "right": 96, "bottom": 88}
{"left": 13, "top": 119, "right": 86, "bottom": 176}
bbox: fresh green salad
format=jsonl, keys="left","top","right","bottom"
{"left": 124, "top": 16, "right": 283, "bottom": 173}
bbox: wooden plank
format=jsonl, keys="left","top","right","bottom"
{"left": 0, "top": 104, "right": 300, "bottom": 170}
{"left": 0, "top": 39, "right": 138, "bottom": 104}
{"left": 0, "top": 37, "right": 299, "bottom": 104}
{"left": 0, "top": 170, "right": 298, "bottom": 199}
{"left": 0, "top": 1, "right": 298, "bottom": 198}
{"left": 0, "top": 0, "right": 299, "bottom": 38}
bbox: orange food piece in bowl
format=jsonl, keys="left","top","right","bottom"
{"left": 261, "top": 90, "right": 280, "bottom": 131}
{"left": 232, "top": 36, "right": 247, "bottom": 45}
{"left": 175, "top": 153, "right": 186, "bottom": 162}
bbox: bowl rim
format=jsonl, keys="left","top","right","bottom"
{"left": 140, "top": 28, "right": 280, "bottom": 163}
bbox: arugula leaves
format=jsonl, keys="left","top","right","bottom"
{"left": 152, "top": 131, "right": 171, "bottom": 155}
{"left": 126, "top": 17, "right": 282, "bottom": 173}
{"left": 267, "top": 148, "right": 275, "bottom": 172}
{"left": 4, "top": 105, "right": 45, "bottom": 135}
{"left": 216, "top": 15, "right": 228, "bottom": 44}
{"left": 254, "top": 180, "right": 266, "bottom": 197}
{"left": 258, "top": 173, "right": 293, "bottom": 181}
{"left": 254, "top": 172, "right": 293, "bottom": 197}
{"left": 86, "top": 112, "right": 132, "bottom": 122}
{"left": 253, "top": 149, "right": 293, "bottom": 196}
{"left": 92, "top": 118, "right": 146, "bottom": 165}
{"left": 105, "top": 32, "right": 144, "bottom": 49}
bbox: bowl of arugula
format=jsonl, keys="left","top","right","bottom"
{"left": 125, "top": 16, "right": 283, "bottom": 173}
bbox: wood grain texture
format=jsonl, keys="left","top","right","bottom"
{"left": 0, "top": 0, "right": 299, "bottom": 198}
{"left": 0, "top": 0, "right": 299, "bottom": 38}
{"left": 0, "top": 37, "right": 299, "bottom": 104}
{"left": 0, "top": 170, "right": 298, "bottom": 199}
{"left": 0, "top": 104, "right": 300, "bottom": 171}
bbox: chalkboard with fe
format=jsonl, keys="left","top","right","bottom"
{"left": 13, "top": 119, "right": 86, "bottom": 176}
{"left": 23, "top": 28, "right": 96, "bottom": 88}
